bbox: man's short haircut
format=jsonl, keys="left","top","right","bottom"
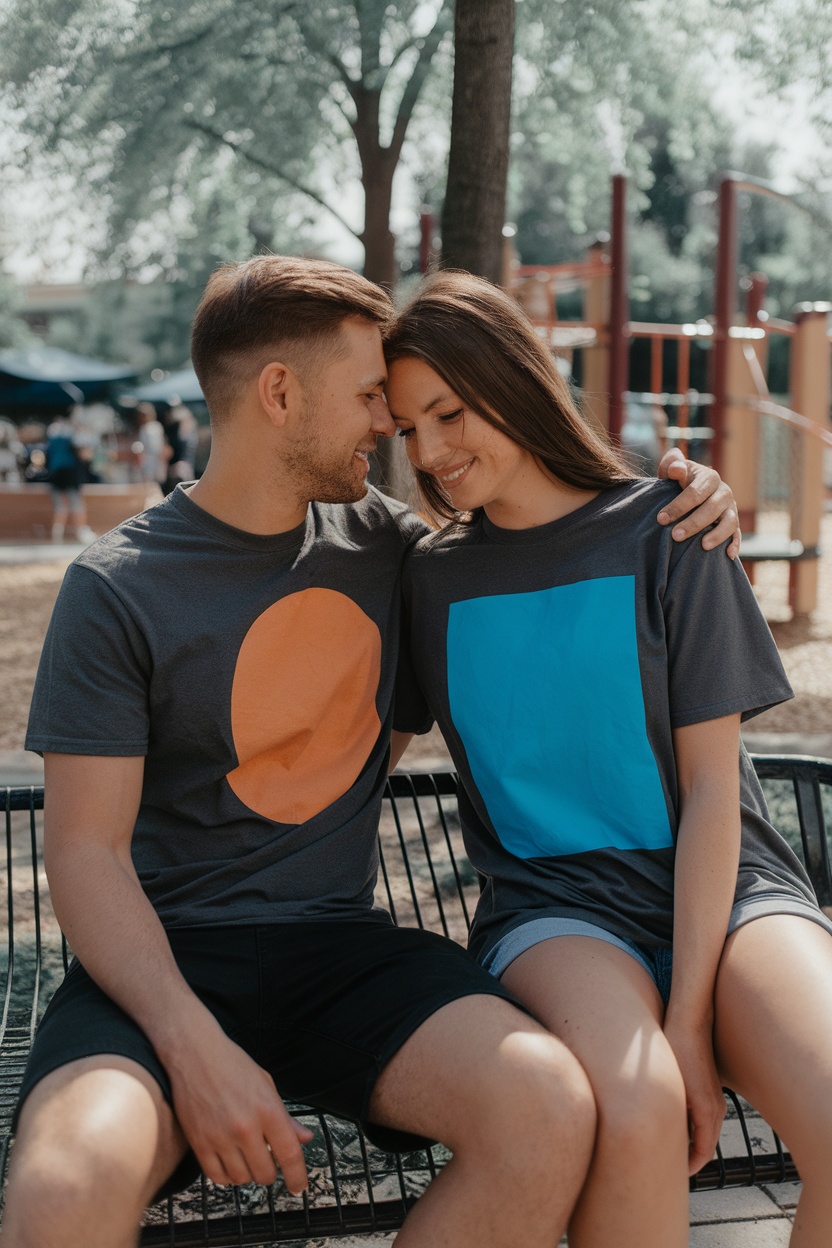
{"left": 191, "top": 256, "right": 393, "bottom": 420}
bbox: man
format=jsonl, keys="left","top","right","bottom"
{"left": 1, "top": 256, "right": 737, "bottom": 1248}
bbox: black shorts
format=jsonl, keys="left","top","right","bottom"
{"left": 49, "top": 466, "right": 86, "bottom": 492}
{"left": 16, "top": 918, "right": 519, "bottom": 1198}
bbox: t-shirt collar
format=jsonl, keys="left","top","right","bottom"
{"left": 168, "top": 483, "right": 309, "bottom": 555}
{"left": 479, "top": 486, "right": 625, "bottom": 544}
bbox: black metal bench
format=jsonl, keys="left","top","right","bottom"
{"left": 2, "top": 755, "right": 831, "bottom": 1245}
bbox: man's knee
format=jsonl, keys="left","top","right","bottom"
{"left": 3, "top": 1058, "right": 186, "bottom": 1244}
{"left": 371, "top": 995, "right": 595, "bottom": 1143}
{"left": 3, "top": 1147, "right": 135, "bottom": 1248}
{"left": 457, "top": 1028, "right": 596, "bottom": 1160}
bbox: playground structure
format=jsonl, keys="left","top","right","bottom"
{"left": 505, "top": 174, "right": 832, "bottom": 616}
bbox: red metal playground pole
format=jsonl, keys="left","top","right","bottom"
{"left": 712, "top": 176, "right": 738, "bottom": 475}
{"left": 608, "top": 174, "right": 629, "bottom": 444}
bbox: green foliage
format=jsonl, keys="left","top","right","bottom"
{"left": 0, "top": 0, "right": 452, "bottom": 280}
{"left": 3, "top": 0, "right": 832, "bottom": 339}
{"left": 507, "top": 1, "right": 732, "bottom": 257}
{"left": 40, "top": 165, "right": 312, "bottom": 369}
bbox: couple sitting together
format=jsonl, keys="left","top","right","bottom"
{"left": 4, "top": 255, "right": 832, "bottom": 1248}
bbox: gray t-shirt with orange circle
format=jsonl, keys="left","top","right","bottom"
{"left": 26, "top": 484, "right": 427, "bottom": 928}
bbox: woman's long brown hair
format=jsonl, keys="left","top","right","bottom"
{"left": 384, "top": 271, "right": 636, "bottom": 523}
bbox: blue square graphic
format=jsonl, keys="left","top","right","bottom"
{"left": 447, "top": 576, "right": 672, "bottom": 858}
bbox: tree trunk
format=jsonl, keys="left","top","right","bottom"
{"left": 441, "top": 0, "right": 515, "bottom": 283}
{"left": 352, "top": 84, "right": 398, "bottom": 289}
{"left": 351, "top": 84, "right": 407, "bottom": 492}
{"left": 360, "top": 156, "right": 398, "bottom": 289}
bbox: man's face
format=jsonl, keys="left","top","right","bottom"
{"left": 283, "top": 317, "right": 394, "bottom": 504}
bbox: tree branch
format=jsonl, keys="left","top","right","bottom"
{"left": 185, "top": 119, "right": 361, "bottom": 239}
{"left": 292, "top": 14, "right": 357, "bottom": 93}
{"left": 354, "top": 0, "right": 383, "bottom": 82}
{"left": 385, "top": 34, "right": 422, "bottom": 77}
{"left": 387, "top": 0, "right": 452, "bottom": 162}
{"left": 114, "top": 25, "right": 215, "bottom": 63}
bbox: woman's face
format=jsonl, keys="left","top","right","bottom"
{"left": 385, "top": 356, "right": 536, "bottom": 514}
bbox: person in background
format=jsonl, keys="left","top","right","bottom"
{"left": 134, "top": 402, "right": 171, "bottom": 490}
{"left": 45, "top": 414, "right": 95, "bottom": 543}
{"left": 0, "top": 418, "right": 24, "bottom": 483}
{"left": 160, "top": 400, "right": 199, "bottom": 494}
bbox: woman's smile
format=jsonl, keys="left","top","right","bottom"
{"left": 438, "top": 458, "right": 474, "bottom": 486}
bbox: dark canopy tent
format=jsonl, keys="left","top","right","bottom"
{"left": 123, "top": 365, "right": 204, "bottom": 407}
{"left": 0, "top": 346, "right": 138, "bottom": 418}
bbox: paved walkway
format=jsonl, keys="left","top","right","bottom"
{"left": 316, "top": 1184, "right": 803, "bottom": 1245}
{"left": 324, "top": 1185, "right": 803, "bottom": 1245}
{"left": 0, "top": 538, "right": 88, "bottom": 566}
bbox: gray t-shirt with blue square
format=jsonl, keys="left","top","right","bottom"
{"left": 400, "top": 478, "right": 831, "bottom": 962}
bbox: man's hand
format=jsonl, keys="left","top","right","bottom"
{"left": 656, "top": 449, "right": 741, "bottom": 559}
{"left": 42, "top": 753, "right": 314, "bottom": 1195}
{"left": 166, "top": 1014, "right": 313, "bottom": 1192}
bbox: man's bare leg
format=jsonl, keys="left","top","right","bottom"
{"left": 1, "top": 1055, "right": 188, "bottom": 1248}
{"left": 2, "top": 997, "right": 596, "bottom": 1248}
{"left": 369, "top": 994, "right": 596, "bottom": 1248}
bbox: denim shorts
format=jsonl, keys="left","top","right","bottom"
{"left": 482, "top": 916, "right": 673, "bottom": 1006}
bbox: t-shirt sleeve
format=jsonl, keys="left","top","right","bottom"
{"left": 26, "top": 563, "right": 151, "bottom": 755}
{"left": 663, "top": 537, "right": 793, "bottom": 728}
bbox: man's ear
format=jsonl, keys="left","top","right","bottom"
{"left": 258, "top": 361, "right": 298, "bottom": 429}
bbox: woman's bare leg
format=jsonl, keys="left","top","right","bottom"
{"left": 501, "top": 936, "right": 689, "bottom": 1248}
{"left": 715, "top": 915, "right": 832, "bottom": 1247}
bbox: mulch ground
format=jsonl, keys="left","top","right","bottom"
{"left": 1, "top": 513, "right": 830, "bottom": 752}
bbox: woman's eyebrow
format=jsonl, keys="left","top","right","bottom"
{"left": 386, "top": 391, "right": 456, "bottom": 421}
{"left": 423, "top": 392, "right": 455, "bottom": 414}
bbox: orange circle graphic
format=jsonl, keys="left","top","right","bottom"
{"left": 227, "top": 588, "right": 382, "bottom": 824}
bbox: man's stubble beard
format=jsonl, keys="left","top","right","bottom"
{"left": 280, "top": 392, "right": 370, "bottom": 505}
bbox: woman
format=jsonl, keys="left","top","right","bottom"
{"left": 385, "top": 271, "right": 832, "bottom": 1248}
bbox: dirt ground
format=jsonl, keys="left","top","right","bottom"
{"left": 0, "top": 560, "right": 72, "bottom": 749}
{"left": 1, "top": 513, "right": 831, "bottom": 754}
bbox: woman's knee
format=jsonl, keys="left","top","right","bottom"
{"left": 773, "top": 1100, "right": 832, "bottom": 1182}
{"left": 594, "top": 1051, "right": 688, "bottom": 1159}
